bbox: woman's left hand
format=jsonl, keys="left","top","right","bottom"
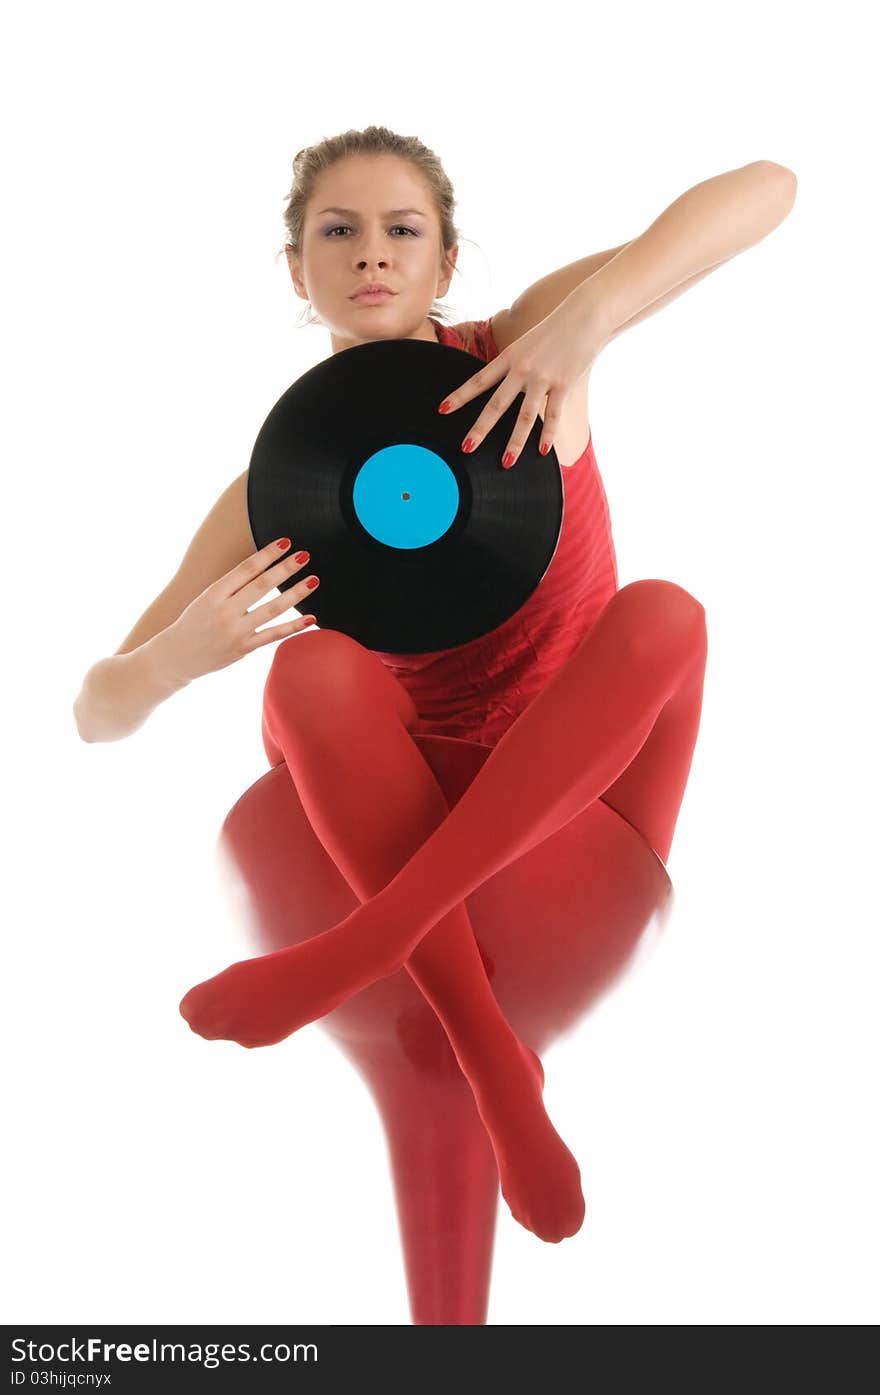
{"left": 437, "top": 298, "right": 607, "bottom": 468}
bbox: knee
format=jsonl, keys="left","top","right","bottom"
{"left": 264, "top": 627, "right": 419, "bottom": 731}
{"left": 265, "top": 627, "right": 373, "bottom": 707}
{"left": 615, "top": 579, "right": 707, "bottom": 661}
{"left": 626, "top": 577, "right": 705, "bottom": 626}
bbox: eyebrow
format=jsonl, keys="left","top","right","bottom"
{"left": 316, "top": 206, "right": 427, "bottom": 218}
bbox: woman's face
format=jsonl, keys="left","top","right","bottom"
{"left": 288, "top": 154, "right": 457, "bottom": 353}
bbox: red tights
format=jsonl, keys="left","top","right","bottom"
{"left": 180, "top": 579, "right": 708, "bottom": 1241}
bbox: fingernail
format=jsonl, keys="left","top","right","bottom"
{"left": 276, "top": 537, "right": 291, "bottom": 550}
{"left": 439, "top": 400, "right": 452, "bottom": 414}
{"left": 305, "top": 576, "right": 320, "bottom": 590}
{"left": 502, "top": 452, "right": 514, "bottom": 469}
{"left": 540, "top": 442, "right": 551, "bottom": 456}
{"left": 301, "top": 616, "right": 317, "bottom": 627}
{"left": 293, "top": 550, "right": 309, "bottom": 564}
{"left": 463, "top": 438, "right": 476, "bottom": 453}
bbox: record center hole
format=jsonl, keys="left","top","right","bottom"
{"left": 402, "top": 491, "right": 410, "bottom": 501}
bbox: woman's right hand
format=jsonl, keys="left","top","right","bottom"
{"left": 160, "top": 538, "right": 320, "bottom": 684}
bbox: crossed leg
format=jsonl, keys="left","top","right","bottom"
{"left": 179, "top": 578, "right": 707, "bottom": 1236}
{"left": 262, "top": 623, "right": 584, "bottom": 1240}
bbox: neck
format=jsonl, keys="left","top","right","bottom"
{"left": 329, "top": 316, "right": 441, "bottom": 356}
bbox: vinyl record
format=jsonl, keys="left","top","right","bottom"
{"left": 247, "top": 336, "right": 564, "bottom": 654}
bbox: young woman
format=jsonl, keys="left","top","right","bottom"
{"left": 74, "top": 126, "right": 797, "bottom": 1244}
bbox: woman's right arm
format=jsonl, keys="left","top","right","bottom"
{"left": 73, "top": 471, "right": 319, "bottom": 743}
{"left": 73, "top": 634, "right": 194, "bottom": 744}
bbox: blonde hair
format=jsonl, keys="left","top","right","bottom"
{"left": 276, "top": 124, "right": 476, "bottom": 330}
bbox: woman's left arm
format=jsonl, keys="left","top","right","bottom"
{"left": 571, "top": 160, "right": 798, "bottom": 344}
{"left": 439, "top": 161, "right": 798, "bottom": 468}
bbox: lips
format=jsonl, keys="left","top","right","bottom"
{"left": 351, "top": 286, "right": 395, "bottom": 299}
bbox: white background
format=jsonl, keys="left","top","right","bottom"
{"left": 3, "top": 0, "right": 877, "bottom": 1327}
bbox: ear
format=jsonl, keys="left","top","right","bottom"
{"left": 285, "top": 246, "right": 307, "bottom": 300}
{"left": 440, "top": 243, "right": 459, "bottom": 297}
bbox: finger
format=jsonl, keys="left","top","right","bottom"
{"left": 222, "top": 536, "right": 298, "bottom": 600}
{"left": 458, "top": 378, "right": 527, "bottom": 455}
{"left": 248, "top": 612, "right": 318, "bottom": 651}
{"left": 500, "top": 384, "right": 550, "bottom": 468}
{"left": 536, "top": 388, "right": 567, "bottom": 459}
{"left": 438, "top": 358, "right": 506, "bottom": 414}
{"left": 239, "top": 545, "right": 314, "bottom": 609}
{"left": 252, "top": 572, "right": 320, "bottom": 625}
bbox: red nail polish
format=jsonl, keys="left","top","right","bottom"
{"left": 293, "top": 550, "right": 309, "bottom": 564}
{"left": 306, "top": 576, "right": 320, "bottom": 589}
{"left": 463, "top": 438, "right": 475, "bottom": 453}
{"left": 276, "top": 537, "right": 291, "bottom": 550}
{"left": 540, "top": 442, "right": 551, "bottom": 456}
{"left": 502, "top": 452, "right": 514, "bottom": 469}
{"left": 439, "top": 400, "right": 452, "bottom": 414}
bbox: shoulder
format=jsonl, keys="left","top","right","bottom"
{"left": 485, "top": 309, "right": 516, "bottom": 355}
{"left": 445, "top": 313, "right": 513, "bottom": 362}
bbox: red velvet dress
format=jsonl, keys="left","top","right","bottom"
{"left": 370, "top": 316, "right": 620, "bottom": 747}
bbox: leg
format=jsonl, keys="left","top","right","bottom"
{"left": 598, "top": 593, "right": 707, "bottom": 865}
{"left": 202, "top": 629, "right": 583, "bottom": 1241}
{"left": 359, "top": 577, "right": 707, "bottom": 929}
{"left": 180, "top": 577, "right": 706, "bottom": 1034}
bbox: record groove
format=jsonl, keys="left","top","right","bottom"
{"left": 247, "top": 337, "right": 564, "bottom": 654}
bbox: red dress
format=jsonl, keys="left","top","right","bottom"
{"left": 370, "top": 316, "right": 620, "bottom": 748}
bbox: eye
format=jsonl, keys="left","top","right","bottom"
{"left": 324, "top": 225, "right": 419, "bottom": 237}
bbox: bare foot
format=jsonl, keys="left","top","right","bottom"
{"left": 473, "top": 1040, "right": 586, "bottom": 1244}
